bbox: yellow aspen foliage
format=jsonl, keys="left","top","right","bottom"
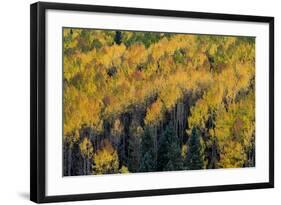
{"left": 145, "top": 99, "right": 164, "bottom": 125}
{"left": 159, "top": 85, "right": 182, "bottom": 110}
{"left": 215, "top": 91, "right": 255, "bottom": 168}
{"left": 79, "top": 137, "right": 94, "bottom": 159}
{"left": 122, "top": 44, "right": 147, "bottom": 68}
{"left": 93, "top": 140, "right": 119, "bottom": 174}
{"left": 181, "top": 144, "right": 188, "bottom": 159}
{"left": 119, "top": 165, "right": 130, "bottom": 173}
{"left": 202, "top": 82, "right": 224, "bottom": 110}
{"left": 63, "top": 28, "right": 256, "bottom": 174}
{"left": 96, "top": 44, "right": 126, "bottom": 68}
{"left": 112, "top": 119, "right": 124, "bottom": 136}
{"left": 222, "top": 37, "right": 236, "bottom": 50}
{"left": 219, "top": 141, "right": 246, "bottom": 168}
{"left": 188, "top": 99, "right": 209, "bottom": 129}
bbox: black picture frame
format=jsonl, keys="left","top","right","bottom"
{"left": 30, "top": 1, "right": 274, "bottom": 203}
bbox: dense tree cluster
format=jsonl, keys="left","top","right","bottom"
{"left": 63, "top": 28, "right": 255, "bottom": 176}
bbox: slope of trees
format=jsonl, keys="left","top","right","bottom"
{"left": 63, "top": 28, "right": 255, "bottom": 176}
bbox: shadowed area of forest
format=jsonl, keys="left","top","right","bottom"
{"left": 63, "top": 28, "right": 255, "bottom": 176}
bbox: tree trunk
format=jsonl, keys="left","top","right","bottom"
{"left": 67, "top": 145, "right": 72, "bottom": 176}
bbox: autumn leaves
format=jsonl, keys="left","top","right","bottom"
{"left": 63, "top": 29, "right": 255, "bottom": 176}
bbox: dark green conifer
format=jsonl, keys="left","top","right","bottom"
{"left": 157, "top": 123, "right": 183, "bottom": 171}
{"left": 139, "top": 128, "right": 156, "bottom": 172}
{"left": 114, "top": 31, "right": 122, "bottom": 45}
{"left": 186, "top": 127, "right": 205, "bottom": 170}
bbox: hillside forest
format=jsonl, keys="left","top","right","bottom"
{"left": 63, "top": 28, "right": 255, "bottom": 176}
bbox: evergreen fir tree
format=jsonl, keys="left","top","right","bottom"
{"left": 139, "top": 127, "right": 156, "bottom": 172}
{"left": 114, "top": 31, "right": 122, "bottom": 45}
{"left": 186, "top": 127, "right": 205, "bottom": 170}
{"left": 157, "top": 123, "right": 183, "bottom": 171}
{"left": 164, "top": 140, "right": 183, "bottom": 171}
{"left": 139, "top": 151, "right": 155, "bottom": 172}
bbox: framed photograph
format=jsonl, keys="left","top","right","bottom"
{"left": 30, "top": 1, "right": 274, "bottom": 203}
